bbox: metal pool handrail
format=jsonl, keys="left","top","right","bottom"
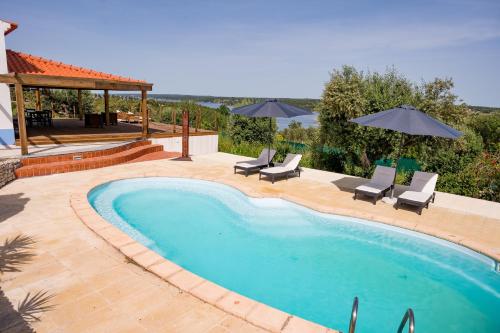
{"left": 397, "top": 308, "right": 415, "bottom": 333}
{"left": 348, "top": 296, "right": 359, "bottom": 333}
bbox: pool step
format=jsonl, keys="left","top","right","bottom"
{"left": 15, "top": 141, "right": 165, "bottom": 178}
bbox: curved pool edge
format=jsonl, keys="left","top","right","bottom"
{"left": 71, "top": 179, "right": 338, "bottom": 333}
{"left": 70, "top": 175, "right": 499, "bottom": 333}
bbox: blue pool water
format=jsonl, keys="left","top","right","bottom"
{"left": 88, "top": 178, "right": 500, "bottom": 333}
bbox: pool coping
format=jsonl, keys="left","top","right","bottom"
{"left": 70, "top": 175, "right": 500, "bottom": 333}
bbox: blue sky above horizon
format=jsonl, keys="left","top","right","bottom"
{"left": 2, "top": 0, "right": 500, "bottom": 106}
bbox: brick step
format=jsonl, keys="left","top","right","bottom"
{"left": 15, "top": 143, "right": 164, "bottom": 178}
{"left": 21, "top": 140, "right": 151, "bottom": 166}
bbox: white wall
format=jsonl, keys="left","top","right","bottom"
{"left": 151, "top": 134, "right": 218, "bottom": 155}
{"left": 0, "top": 20, "right": 15, "bottom": 146}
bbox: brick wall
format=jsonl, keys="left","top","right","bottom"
{"left": 0, "top": 159, "right": 20, "bottom": 188}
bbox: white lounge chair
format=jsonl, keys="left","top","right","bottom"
{"left": 396, "top": 171, "right": 438, "bottom": 215}
{"left": 354, "top": 166, "right": 396, "bottom": 204}
{"left": 234, "top": 148, "right": 277, "bottom": 177}
{"left": 259, "top": 153, "right": 302, "bottom": 184}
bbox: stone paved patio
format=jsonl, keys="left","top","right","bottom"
{"left": 0, "top": 152, "right": 499, "bottom": 332}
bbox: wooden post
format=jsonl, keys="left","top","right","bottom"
{"left": 141, "top": 90, "right": 148, "bottom": 137}
{"left": 195, "top": 107, "right": 200, "bottom": 132}
{"left": 35, "top": 88, "right": 41, "bottom": 111}
{"left": 104, "top": 89, "right": 110, "bottom": 125}
{"left": 15, "top": 84, "right": 28, "bottom": 155}
{"left": 182, "top": 109, "right": 189, "bottom": 159}
{"left": 77, "top": 89, "right": 83, "bottom": 120}
{"left": 172, "top": 109, "right": 176, "bottom": 133}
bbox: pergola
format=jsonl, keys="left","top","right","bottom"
{"left": 0, "top": 50, "right": 153, "bottom": 155}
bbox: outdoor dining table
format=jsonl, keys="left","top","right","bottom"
{"left": 25, "top": 109, "right": 52, "bottom": 127}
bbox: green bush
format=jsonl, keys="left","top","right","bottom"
{"left": 469, "top": 113, "right": 500, "bottom": 153}
{"left": 218, "top": 134, "right": 266, "bottom": 158}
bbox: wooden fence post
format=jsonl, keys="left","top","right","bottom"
{"left": 172, "top": 109, "right": 176, "bottom": 133}
{"left": 195, "top": 107, "right": 201, "bottom": 132}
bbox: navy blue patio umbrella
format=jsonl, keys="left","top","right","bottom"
{"left": 231, "top": 99, "right": 313, "bottom": 165}
{"left": 349, "top": 105, "right": 463, "bottom": 197}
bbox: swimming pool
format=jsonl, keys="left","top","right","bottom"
{"left": 88, "top": 177, "right": 500, "bottom": 333}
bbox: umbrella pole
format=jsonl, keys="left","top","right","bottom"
{"left": 268, "top": 117, "right": 272, "bottom": 166}
{"left": 391, "top": 134, "right": 405, "bottom": 199}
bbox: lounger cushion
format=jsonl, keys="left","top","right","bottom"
{"left": 235, "top": 162, "right": 262, "bottom": 169}
{"left": 236, "top": 161, "right": 267, "bottom": 168}
{"left": 236, "top": 159, "right": 267, "bottom": 166}
{"left": 260, "top": 154, "right": 302, "bottom": 174}
{"left": 398, "top": 191, "right": 433, "bottom": 203}
{"left": 356, "top": 183, "right": 390, "bottom": 194}
{"left": 260, "top": 166, "right": 289, "bottom": 175}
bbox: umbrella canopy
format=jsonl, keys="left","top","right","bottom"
{"left": 349, "top": 105, "right": 463, "bottom": 139}
{"left": 232, "top": 99, "right": 312, "bottom": 118}
{"left": 231, "top": 99, "right": 313, "bottom": 165}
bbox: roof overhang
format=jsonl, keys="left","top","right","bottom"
{"left": 5, "top": 22, "right": 18, "bottom": 35}
{"left": 0, "top": 73, "right": 153, "bottom": 91}
{"left": 1, "top": 19, "right": 18, "bottom": 35}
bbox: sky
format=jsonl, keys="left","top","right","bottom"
{"left": 2, "top": 0, "right": 500, "bottom": 106}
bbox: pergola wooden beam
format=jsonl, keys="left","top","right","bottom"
{"left": 0, "top": 73, "right": 153, "bottom": 91}
{"left": 35, "top": 88, "right": 41, "bottom": 111}
{"left": 77, "top": 89, "right": 83, "bottom": 120}
{"left": 141, "top": 90, "right": 148, "bottom": 137}
{"left": 104, "top": 89, "right": 110, "bottom": 125}
{"left": 15, "top": 84, "right": 28, "bottom": 155}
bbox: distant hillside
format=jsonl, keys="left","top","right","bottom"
{"left": 115, "top": 93, "right": 499, "bottom": 114}
{"left": 469, "top": 105, "right": 500, "bottom": 113}
{"left": 116, "top": 93, "right": 320, "bottom": 110}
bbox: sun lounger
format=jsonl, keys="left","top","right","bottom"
{"left": 259, "top": 154, "right": 302, "bottom": 184}
{"left": 396, "top": 171, "right": 438, "bottom": 215}
{"left": 234, "top": 149, "right": 277, "bottom": 176}
{"left": 354, "top": 166, "right": 396, "bottom": 204}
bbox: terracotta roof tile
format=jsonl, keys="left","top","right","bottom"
{"left": 6, "top": 49, "right": 145, "bottom": 83}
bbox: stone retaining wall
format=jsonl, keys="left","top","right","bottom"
{"left": 0, "top": 159, "right": 20, "bottom": 188}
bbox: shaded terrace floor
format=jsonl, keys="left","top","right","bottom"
{"left": 14, "top": 118, "right": 214, "bottom": 145}
{"left": 0, "top": 152, "right": 498, "bottom": 332}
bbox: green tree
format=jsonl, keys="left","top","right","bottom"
{"left": 314, "top": 65, "right": 493, "bottom": 200}
{"left": 469, "top": 112, "right": 500, "bottom": 153}
{"left": 44, "top": 89, "right": 94, "bottom": 115}
{"left": 229, "top": 115, "right": 276, "bottom": 145}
